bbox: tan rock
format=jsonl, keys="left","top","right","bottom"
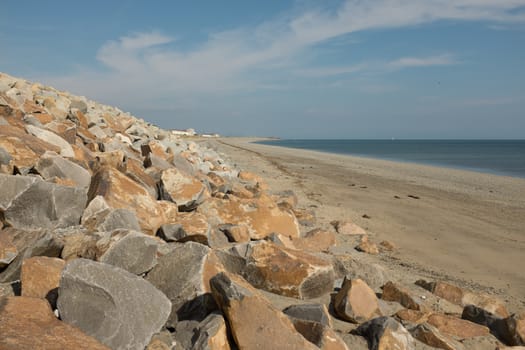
{"left": 331, "top": 220, "right": 366, "bottom": 235}
{"left": 0, "top": 296, "right": 110, "bottom": 349}
{"left": 411, "top": 323, "right": 466, "bottom": 350}
{"left": 210, "top": 272, "right": 318, "bottom": 350}
{"left": 293, "top": 228, "right": 336, "bottom": 253}
{"left": 0, "top": 233, "right": 17, "bottom": 268}
{"left": 45, "top": 120, "right": 77, "bottom": 144}
{"left": 395, "top": 309, "right": 431, "bottom": 324}
{"left": 379, "top": 240, "right": 396, "bottom": 252}
{"left": 382, "top": 281, "right": 423, "bottom": 310}
{"left": 219, "top": 224, "right": 251, "bottom": 243}
{"left": 427, "top": 313, "right": 490, "bottom": 339}
{"left": 160, "top": 167, "right": 208, "bottom": 211}
{"left": 244, "top": 240, "right": 335, "bottom": 299}
{"left": 356, "top": 235, "right": 379, "bottom": 255}
{"left": 199, "top": 194, "right": 300, "bottom": 240}
{"left": 21, "top": 256, "right": 65, "bottom": 306}
{"left": 334, "top": 278, "right": 381, "bottom": 323}
{"left": 174, "top": 211, "right": 211, "bottom": 244}
{"left": 518, "top": 315, "right": 525, "bottom": 345}
{"left": 192, "top": 313, "right": 232, "bottom": 350}
{"left": 354, "top": 316, "right": 415, "bottom": 350}
{"left": 461, "top": 291, "right": 509, "bottom": 318}
{"left": 87, "top": 166, "right": 166, "bottom": 235}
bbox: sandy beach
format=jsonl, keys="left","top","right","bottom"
{"left": 209, "top": 137, "right": 525, "bottom": 311}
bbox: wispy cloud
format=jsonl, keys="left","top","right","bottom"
{"left": 41, "top": 0, "right": 525, "bottom": 109}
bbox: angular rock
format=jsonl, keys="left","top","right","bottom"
{"left": 283, "top": 303, "right": 332, "bottom": 328}
{"left": 462, "top": 305, "right": 524, "bottom": 346}
{"left": 21, "top": 256, "right": 65, "bottom": 307}
{"left": 395, "top": 309, "right": 431, "bottom": 324}
{"left": 82, "top": 195, "right": 141, "bottom": 232}
{"left": 353, "top": 316, "right": 415, "bottom": 350}
{"left": 87, "top": 166, "right": 165, "bottom": 235}
{"left": 163, "top": 211, "right": 211, "bottom": 244}
{"left": 191, "top": 313, "right": 232, "bottom": 350}
{"left": 25, "top": 124, "right": 75, "bottom": 157}
{"left": 210, "top": 272, "right": 318, "bottom": 350}
{"left": 218, "top": 224, "right": 251, "bottom": 243}
{"left": 198, "top": 194, "right": 300, "bottom": 240}
{"left": 0, "top": 233, "right": 17, "bottom": 268}
{"left": 146, "top": 242, "right": 224, "bottom": 324}
{"left": 61, "top": 232, "right": 99, "bottom": 261}
{"left": 58, "top": 258, "right": 171, "bottom": 350}
{"left": 462, "top": 291, "right": 509, "bottom": 318}
{"left": 382, "top": 281, "right": 424, "bottom": 310}
{"left": 334, "top": 277, "right": 381, "bottom": 323}
{"left": 356, "top": 235, "right": 379, "bottom": 255}
{"left": 0, "top": 174, "right": 87, "bottom": 230}
{"left": 34, "top": 151, "right": 91, "bottom": 188}
{"left": 293, "top": 228, "right": 336, "bottom": 253}
{"left": 243, "top": 240, "right": 335, "bottom": 299}
{"left": 0, "top": 296, "right": 110, "bottom": 350}
{"left": 339, "top": 256, "right": 387, "bottom": 292}
{"left": 427, "top": 313, "right": 490, "bottom": 339}
{"left": 99, "top": 232, "right": 160, "bottom": 275}
{"left": 0, "top": 230, "right": 63, "bottom": 283}
{"left": 411, "top": 323, "right": 466, "bottom": 350}
{"left": 159, "top": 167, "right": 208, "bottom": 211}
{"left": 331, "top": 220, "right": 366, "bottom": 235}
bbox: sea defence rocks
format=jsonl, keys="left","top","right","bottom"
{"left": 57, "top": 258, "right": 171, "bottom": 350}
{"left": 0, "top": 71, "right": 522, "bottom": 349}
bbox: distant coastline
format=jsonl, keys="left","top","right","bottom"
{"left": 255, "top": 139, "right": 525, "bottom": 179}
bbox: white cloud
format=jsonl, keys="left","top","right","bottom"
{"left": 41, "top": 0, "right": 525, "bottom": 110}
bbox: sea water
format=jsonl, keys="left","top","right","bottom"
{"left": 256, "top": 139, "right": 525, "bottom": 178}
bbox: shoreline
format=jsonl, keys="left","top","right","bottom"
{"left": 253, "top": 138, "right": 525, "bottom": 180}
{"left": 209, "top": 137, "right": 525, "bottom": 311}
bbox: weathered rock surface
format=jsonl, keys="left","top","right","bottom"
{"left": 146, "top": 242, "right": 224, "bottom": 324}
{"left": 0, "top": 174, "right": 87, "bottom": 230}
{"left": 199, "top": 193, "right": 300, "bottom": 239}
{"left": 159, "top": 167, "right": 208, "bottom": 211}
{"left": 25, "top": 124, "right": 75, "bottom": 157}
{"left": 0, "top": 296, "right": 110, "bottom": 350}
{"left": 426, "top": 313, "right": 490, "bottom": 339}
{"left": 334, "top": 277, "right": 381, "bottom": 323}
{"left": 99, "top": 231, "right": 159, "bottom": 275}
{"left": 210, "top": 272, "right": 319, "bottom": 350}
{"left": 21, "top": 256, "right": 65, "bottom": 307}
{"left": 293, "top": 228, "right": 336, "bottom": 253}
{"left": 382, "top": 281, "right": 424, "bottom": 311}
{"left": 243, "top": 240, "right": 335, "bottom": 299}
{"left": 34, "top": 151, "right": 91, "bottom": 188}
{"left": 356, "top": 235, "right": 379, "bottom": 255}
{"left": 57, "top": 258, "right": 171, "bottom": 350}
{"left": 331, "top": 220, "right": 366, "bottom": 235}
{"left": 283, "top": 303, "right": 333, "bottom": 327}
{"left": 191, "top": 313, "right": 232, "bottom": 350}
{"left": 0, "top": 232, "right": 17, "bottom": 268}
{"left": 411, "top": 323, "right": 466, "bottom": 350}
{"left": 353, "top": 316, "right": 416, "bottom": 350}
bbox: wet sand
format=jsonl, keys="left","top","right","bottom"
{"left": 209, "top": 137, "right": 525, "bottom": 311}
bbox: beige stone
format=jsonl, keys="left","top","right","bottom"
{"left": 331, "top": 220, "right": 366, "bottom": 235}
{"left": 382, "top": 281, "right": 423, "bottom": 310}
{"left": 160, "top": 167, "right": 208, "bottom": 210}
{"left": 411, "top": 323, "right": 466, "bottom": 350}
{"left": 356, "top": 235, "right": 379, "bottom": 255}
{"left": 0, "top": 296, "right": 110, "bottom": 349}
{"left": 293, "top": 228, "right": 336, "bottom": 253}
{"left": 334, "top": 278, "right": 381, "bottom": 323}
{"left": 427, "top": 313, "right": 490, "bottom": 339}
{"left": 21, "top": 256, "right": 65, "bottom": 305}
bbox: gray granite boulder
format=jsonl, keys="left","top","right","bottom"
{"left": 0, "top": 174, "right": 87, "bottom": 230}
{"left": 25, "top": 124, "right": 74, "bottom": 157}
{"left": 57, "top": 259, "right": 171, "bottom": 350}
{"left": 99, "top": 232, "right": 159, "bottom": 275}
{"left": 34, "top": 151, "right": 91, "bottom": 188}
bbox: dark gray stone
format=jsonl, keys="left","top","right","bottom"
{"left": 157, "top": 223, "right": 185, "bottom": 242}
{"left": 0, "top": 231, "right": 63, "bottom": 283}
{"left": 98, "top": 209, "right": 141, "bottom": 232}
{"left": 99, "top": 232, "right": 159, "bottom": 275}
{"left": 191, "top": 313, "right": 229, "bottom": 350}
{"left": 0, "top": 174, "right": 87, "bottom": 230}
{"left": 146, "top": 242, "right": 218, "bottom": 325}
{"left": 173, "top": 320, "right": 200, "bottom": 350}
{"left": 353, "top": 316, "right": 415, "bottom": 350}
{"left": 57, "top": 258, "right": 171, "bottom": 350}
{"left": 283, "top": 303, "right": 331, "bottom": 327}
{"left": 462, "top": 305, "right": 524, "bottom": 346}
{"left": 34, "top": 152, "right": 91, "bottom": 188}
{"left": 0, "top": 146, "right": 12, "bottom": 165}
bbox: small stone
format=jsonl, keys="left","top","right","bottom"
{"left": 356, "top": 235, "right": 379, "bottom": 255}
{"left": 379, "top": 240, "right": 396, "bottom": 252}
{"left": 0, "top": 233, "right": 17, "bottom": 269}
{"left": 331, "top": 220, "right": 366, "bottom": 235}
{"left": 411, "top": 323, "right": 466, "bottom": 350}
{"left": 21, "top": 256, "right": 65, "bottom": 307}
{"left": 58, "top": 258, "right": 171, "bottom": 350}
{"left": 333, "top": 278, "right": 381, "bottom": 323}
{"left": 0, "top": 296, "right": 110, "bottom": 350}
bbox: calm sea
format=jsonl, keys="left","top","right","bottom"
{"left": 256, "top": 139, "right": 525, "bottom": 178}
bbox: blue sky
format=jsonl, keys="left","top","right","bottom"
{"left": 1, "top": 0, "right": 524, "bottom": 138}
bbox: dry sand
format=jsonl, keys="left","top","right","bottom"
{"left": 207, "top": 137, "right": 525, "bottom": 312}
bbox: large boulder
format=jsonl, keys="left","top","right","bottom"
{"left": 34, "top": 151, "right": 91, "bottom": 188}
{"left": 198, "top": 194, "right": 300, "bottom": 240}
{"left": 159, "top": 168, "right": 208, "bottom": 211}
{"left": 25, "top": 124, "right": 74, "bottom": 157}
{"left": 21, "top": 256, "right": 65, "bottom": 307}
{"left": 382, "top": 281, "right": 425, "bottom": 311}
{"left": 243, "top": 240, "right": 335, "bottom": 299}
{"left": 57, "top": 259, "right": 171, "bottom": 350}
{"left": 0, "top": 296, "right": 110, "bottom": 350}
{"left": 0, "top": 174, "right": 87, "bottom": 230}
{"left": 411, "top": 323, "right": 466, "bottom": 350}
{"left": 87, "top": 166, "right": 166, "bottom": 235}
{"left": 210, "top": 272, "right": 318, "bottom": 350}
{"left": 333, "top": 278, "right": 381, "bottom": 323}
{"left": 81, "top": 195, "right": 142, "bottom": 232}
{"left": 146, "top": 242, "right": 224, "bottom": 325}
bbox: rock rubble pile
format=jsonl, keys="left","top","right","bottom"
{"left": 0, "top": 72, "right": 524, "bottom": 350}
